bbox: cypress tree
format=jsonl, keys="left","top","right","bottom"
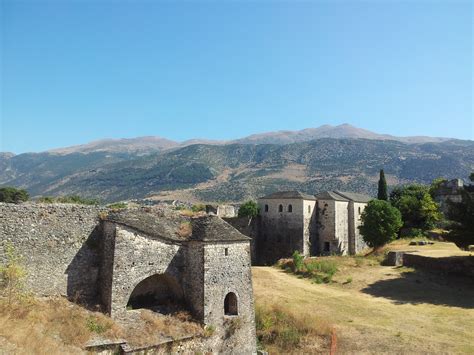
{"left": 378, "top": 169, "right": 388, "bottom": 200}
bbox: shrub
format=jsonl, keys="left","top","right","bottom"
{"left": 0, "top": 187, "right": 29, "bottom": 203}
{"left": 107, "top": 202, "right": 127, "bottom": 210}
{"left": 292, "top": 251, "right": 304, "bottom": 272}
{"left": 359, "top": 199, "right": 403, "bottom": 249}
{"left": 191, "top": 204, "right": 206, "bottom": 213}
{"left": 0, "top": 243, "right": 27, "bottom": 304}
{"left": 238, "top": 200, "right": 259, "bottom": 217}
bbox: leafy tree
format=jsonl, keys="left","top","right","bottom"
{"left": 446, "top": 173, "right": 474, "bottom": 248}
{"left": 0, "top": 187, "right": 29, "bottom": 203}
{"left": 390, "top": 185, "right": 441, "bottom": 230}
{"left": 238, "top": 200, "right": 259, "bottom": 217}
{"left": 358, "top": 200, "right": 403, "bottom": 249}
{"left": 377, "top": 169, "right": 388, "bottom": 200}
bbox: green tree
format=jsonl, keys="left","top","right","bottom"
{"left": 429, "top": 177, "right": 448, "bottom": 198}
{"left": 358, "top": 200, "right": 403, "bottom": 249}
{"left": 377, "top": 169, "right": 388, "bottom": 200}
{"left": 0, "top": 187, "right": 29, "bottom": 203}
{"left": 390, "top": 185, "right": 441, "bottom": 230}
{"left": 238, "top": 200, "right": 259, "bottom": 217}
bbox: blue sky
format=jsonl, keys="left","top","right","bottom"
{"left": 1, "top": 0, "right": 472, "bottom": 153}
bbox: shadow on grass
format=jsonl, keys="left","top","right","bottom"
{"left": 361, "top": 264, "right": 474, "bottom": 309}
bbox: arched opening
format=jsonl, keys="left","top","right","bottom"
{"left": 224, "top": 292, "right": 238, "bottom": 316}
{"left": 278, "top": 204, "right": 283, "bottom": 212}
{"left": 127, "top": 274, "right": 184, "bottom": 314}
{"left": 288, "top": 204, "right": 293, "bottom": 212}
{"left": 264, "top": 204, "right": 269, "bottom": 212}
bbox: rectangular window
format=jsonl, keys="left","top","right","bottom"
{"left": 225, "top": 248, "right": 229, "bottom": 256}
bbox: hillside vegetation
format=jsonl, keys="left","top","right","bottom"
{"left": 1, "top": 138, "right": 473, "bottom": 202}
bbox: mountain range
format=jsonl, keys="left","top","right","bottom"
{"left": 1, "top": 124, "right": 472, "bottom": 203}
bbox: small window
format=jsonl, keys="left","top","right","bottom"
{"left": 224, "top": 292, "right": 238, "bottom": 316}
{"left": 264, "top": 204, "right": 269, "bottom": 212}
{"left": 324, "top": 242, "right": 330, "bottom": 252}
{"left": 308, "top": 205, "right": 311, "bottom": 213}
{"left": 288, "top": 204, "right": 293, "bottom": 212}
{"left": 358, "top": 206, "right": 361, "bottom": 214}
{"left": 225, "top": 248, "right": 229, "bottom": 256}
{"left": 278, "top": 204, "right": 283, "bottom": 212}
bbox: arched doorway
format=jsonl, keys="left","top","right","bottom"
{"left": 224, "top": 292, "right": 238, "bottom": 316}
{"left": 127, "top": 274, "right": 184, "bottom": 314}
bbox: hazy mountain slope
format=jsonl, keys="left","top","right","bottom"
{"left": 38, "top": 124, "right": 455, "bottom": 156}
{"left": 1, "top": 138, "right": 472, "bottom": 203}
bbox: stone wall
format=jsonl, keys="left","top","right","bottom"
{"left": 257, "top": 198, "right": 305, "bottom": 264}
{"left": 223, "top": 216, "right": 259, "bottom": 264}
{"left": 348, "top": 202, "right": 367, "bottom": 254}
{"left": 0, "top": 203, "right": 105, "bottom": 304}
{"left": 202, "top": 241, "right": 256, "bottom": 353}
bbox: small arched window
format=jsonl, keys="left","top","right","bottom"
{"left": 278, "top": 204, "right": 283, "bottom": 212}
{"left": 288, "top": 204, "right": 293, "bottom": 212}
{"left": 264, "top": 204, "right": 269, "bottom": 212}
{"left": 224, "top": 292, "right": 238, "bottom": 316}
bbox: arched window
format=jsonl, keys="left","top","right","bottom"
{"left": 264, "top": 204, "right": 269, "bottom": 212}
{"left": 224, "top": 292, "right": 238, "bottom": 316}
{"left": 288, "top": 204, "right": 293, "bottom": 212}
{"left": 278, "top": 204, "right": 283, "bottom": 212}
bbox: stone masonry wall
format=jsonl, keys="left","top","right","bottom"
{"left": 223, "top": 216, "right": 259, "bottom": 264}
{"left": 258, "top": 198, "right": 304, "bottom": 264}
{"left": 0, "top": 203, "right": 105, "bottom": 304}
{"left": 103, "top": 224, "right": 185, "bottom": 317}
{"left": 202, "top": 241, "right": 256, "bottom": 354}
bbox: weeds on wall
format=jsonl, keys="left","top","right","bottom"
{"left": 0, "top": 243, "right": 27, "bottom": 304}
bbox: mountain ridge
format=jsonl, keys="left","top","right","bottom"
{"left": 5, "top": 124, "right": 458, "bottom": 156}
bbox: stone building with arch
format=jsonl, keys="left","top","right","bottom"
{"left": 0, "top": 204, "right": 256, "bottom": 353}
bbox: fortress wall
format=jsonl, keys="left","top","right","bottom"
{"left": 0, "top": 203, "right": 105, "bottom": 304}
{"left": 223, "top": 216, "right": 259, "bottom": 263}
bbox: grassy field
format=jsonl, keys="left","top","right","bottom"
{"left": 253, "top": 242, "right": 474, "bottom": 354}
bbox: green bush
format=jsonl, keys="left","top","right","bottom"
{"left": 292, "top": 251, "right": 304, "bottom": 272}
{"left": 238, "top": 200, "right": 259, "bottom": 217}
{"left": 107, "top": 202, "right": 127, "bottom": 210}
{"left": 0, "top": 187, "right": 29, "bottom": 204}
{"left": 191, "top": 204, "right": 206, "bottom": 212}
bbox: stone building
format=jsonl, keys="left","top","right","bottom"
{"left": 431, "top": 178, "right": 464, "bottom": 215}
{"left": 255, "top": 190, "right": 371, "bottom": 263}
{"left": 0, "top": 203, "right": 256, "bottom": 353}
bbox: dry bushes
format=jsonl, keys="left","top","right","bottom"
{"left": 0, "top": 296, "right": 122, "bottom": 354}
{"left": 256, "top": 303, "right": 331, "bottom": 353}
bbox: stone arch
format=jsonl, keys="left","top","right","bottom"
{"left": 264, "top": 204, "right": 269, "bottom": 212}
{"left": 288, "top": 204, "right": 293, "bottom": 212}
{"left": 224, "top": 292, "right": 238, "bottom": 316}
{"left": 127, "top": 273, "right": 184, "bottom": 314}
{"left": 278, "top": 204, "right": 283, "bottom": 213}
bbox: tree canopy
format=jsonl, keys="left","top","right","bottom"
{"left": 359, "top": 199, "right": 403, "bottom": 249}
{"left": 0, "top": 187, "right": 29, "bottom": 204}
{"left": 238, "top": 200, "right": 259, "bottom": 217}
{"left": 377, "top": 169, "right": 388, "bottom": 200}
{"left": 389, "top": 185, "right": 441, "bottom": 230}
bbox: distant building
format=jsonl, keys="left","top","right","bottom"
{"left": 253, "top": 190, "right": 372, "bottom": 264}
{"left": 431, "top": 179, "right": 464, "bottom": 215}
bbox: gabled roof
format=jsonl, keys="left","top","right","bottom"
{"left": 315, "top": 191, "right": 349, "bottom": 201}
{"left": 259, "top": 190, "right": 316, "bottom": 201}
{"left": 315, "top": 190, "right": 372, "bottom": 203}
{"left": 190, "top": 215, "right": 250, "bottom": 242}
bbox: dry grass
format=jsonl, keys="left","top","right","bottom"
{"left": 0, "top": 296, "right": 122, "bottom": 354}
{"left": 0, "top": 296, "right": 204, "bottom": 353}
{"left": 253, "top": 248, "right": 474, "bottom": 354}
{"left": 256, "top": 303, "right": 331, "bottom": 353}
{"left": 177, "top": 221, "right": 193, "bottom": 238}
{"left": 124, "top": 309, "right": 203, "bottom": 347}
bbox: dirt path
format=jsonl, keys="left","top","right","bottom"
{"left": 253, "top": 266, "right": 474, "bottom": 354}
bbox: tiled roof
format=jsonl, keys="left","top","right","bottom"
{"left": 315, "top": 190, "right": 373, "bottom": 203}
{"left": 259, "top": 190, "right": 316, "bottom": 200}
